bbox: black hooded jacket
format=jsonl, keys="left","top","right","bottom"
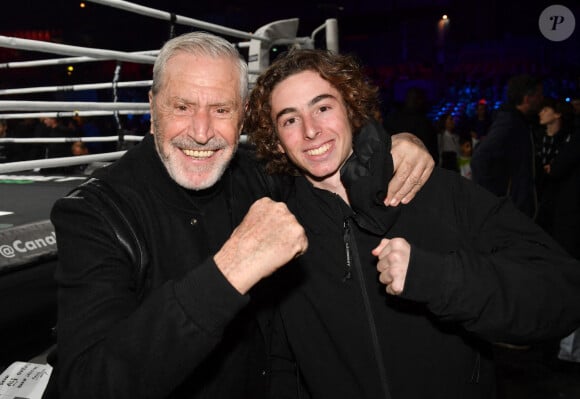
{"left": 266, "top": 121, "right": 580, "bottom": 399}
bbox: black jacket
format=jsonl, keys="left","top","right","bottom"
{"left": 267, "top": 147, "right": 580, "bottom": 399}
{"left": 50, "top": 134, "right": 280, "bottom": 398}
{"left": 471, "top": 106, "right": 537, "bottom": 218}
{"left": 536, "top": 131, "right": 580, "bottom": 259}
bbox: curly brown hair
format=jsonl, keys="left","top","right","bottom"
{"left": 245, "top": 48, "right": 382, "bottom": 175}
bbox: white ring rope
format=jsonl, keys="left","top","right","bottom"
{"left": 0, "top": 135, "right": 144, "bottom": 144}
{"left": 0, "top": 135, "right": 250, "bottom": 145}
{"left": 0, "top": 36, "right": 156, "bottom": 64}
{"left": 0, "top": 110, "right": 149, "bottom": 119}
{"left": 0, "top": 80, "right": 152, "bottom": 96}
{"left": 86, "top": 0, "right": 268, "bottom": 42}
{"left": 0, "top": 52, "right": 159, "bottom": 70}
{"left": 0, "top": 101, "right": 149, "bottom": 111}
{"left": 0, "top": 151, "right": 126, "bottom": 174}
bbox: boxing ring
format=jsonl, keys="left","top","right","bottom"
{"left": 0, "top": 0, "right": 339, "bottom": 389}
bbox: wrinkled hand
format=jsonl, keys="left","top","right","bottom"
{"left": 214, "top": 197, "right": 308, "bottom": 294}
{"left": 372, "top": 237, "right": 411, "bottom": 295}
{"left": 387, "top": 133, "right": 434, "bottom": 206}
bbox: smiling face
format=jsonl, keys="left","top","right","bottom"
{"left": 149, "top": 52, "right": 243, "bottom": 190}
{"left": 271, "top": 70, "right": 353, "bottom": 189}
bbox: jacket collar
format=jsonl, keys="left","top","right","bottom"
{"left": 290, "top": 176, "right": 351, "bottom": 236}
{"left": 291, "top": 173, "right": 401, "bottom": 237}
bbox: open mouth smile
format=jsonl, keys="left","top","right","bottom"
{"left": 182, "top": 149, "right": 216, "bottom": 159}
{"left": 306, "top": 142, "right": 331, "bottom": 156}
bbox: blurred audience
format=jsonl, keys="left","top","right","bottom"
{"left": 9, "top": 118, "right": 42, "bottom": 162}
{"left": 436, "top": 112, "right": 460, "bottom": 172}
{"left": 471, "top": 74, "right": 544, "bottom": 218}
{"left": 38, "top": 117, "right": 76, "bottom": 160}
{"left": 465, "top": 99, "right": 492, "bottom": 147}
{"left": 383, "top": 87, "right": 439, "bottom": 164}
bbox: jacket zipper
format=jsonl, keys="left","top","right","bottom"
{"left": 470, "top": 352, "right": 481, "bottom": 383}
{"left": 342, "top": 219, "right": 353, "bottom": 281}
{"left": 343, "top": 218, "right": 392, "bottom": 399}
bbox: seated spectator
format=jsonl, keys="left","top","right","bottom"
{"left": 71, "top": 141, "right": 89, "bottom": 157}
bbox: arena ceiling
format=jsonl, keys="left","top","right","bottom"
{"left": 0, "top": 0, "right": 578, "bottom": 87}
{"left": 2, "top": 0, "right": 577, "bottom": 50}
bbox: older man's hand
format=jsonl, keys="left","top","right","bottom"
{"left": 214, "top": 197, "right": 308, "bottom": 294}
{"left": 387, "top": 132, "right": 435, "bottom": 206}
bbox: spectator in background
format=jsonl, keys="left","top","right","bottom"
{"left": 72, "top": 116, "right": 108, "bottom": 154}
{"left": 471, "top": 74, "right": 544, "bottom": 218}
{"left": 457, "top": 133, "right": 473, "bottom": 180}
{"left": 466, "top": 99, "right": 492, "bottom": 147}
{"left": 39, "top": 117, "right": 76, "bottom": 160}
{"left": 70, "top": 141, "right": 89, "bottom": 157}
{"left": 10, "top": 118, "right": 42, "bottom": 161}
{"left": 65, "top": 140, "right": 91, "bottom": 175}
{"left": 535, "top": 97, "right": 579, "bottom": 259}
{"left": 535, "top": 97, "right": 580, "bottom": 366}
{"left": 436, "top": 112, "right": 460, "bottom": 172}
{"left": 383, "top": 87, "right": 439, "bottom": 165}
